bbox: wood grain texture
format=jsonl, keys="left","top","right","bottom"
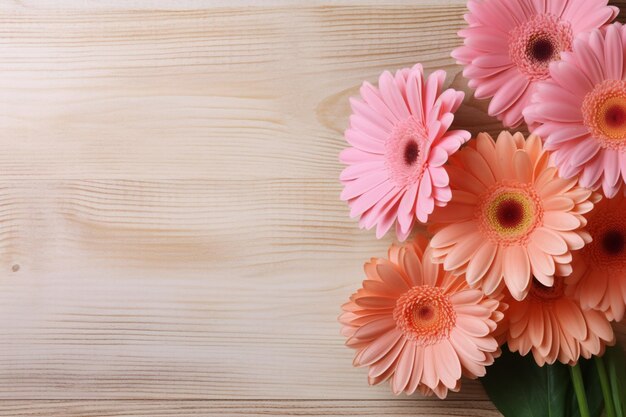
{"left": 0, "top": 0, "right": 625, "bottom": 416}
{"left": 0, "top": 400, "right": 500, "bottom": 416}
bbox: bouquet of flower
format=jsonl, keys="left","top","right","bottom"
{"left": 337, "top": 1, "right": 626, "bottom": 416}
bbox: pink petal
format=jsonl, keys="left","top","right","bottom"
{"left": 345, "top": 128, "right": 386, "bottom": 154}
{"left": 360, "top": 81, "right": 399, "bottom": 124}
{"left": 341, "top": 161, "right": 386, "bottom": 181}
{"left": 424, "top": 70, "right": 446, "bottom": 119}
{"left": 379, "top": 71, "right": 410, "bottom": 120}
{"left": 551, "top": 61, "right": 594, "bottom": 98}
{"left": 398, "top": 184, "right": 418, "bottom": 232}
{"left": 341, "top": 171, "right": 389, "bottom": 201}
{"left": 350, "top": 97, "right": 394, "bottom": 131}
{"left": 603, "top": 150, "right": 621, "bottom": 198}
{"left": 488, "top": 74, "right": 529, "bottom": 117}
{"left": 340, "top": 147, "right": 379, "bottom": 164}
{"left": 349, "top": 182, "right": 395, "bottom": 218}
{"left": 406, "top": 69, "right": 425, "bottom": 120}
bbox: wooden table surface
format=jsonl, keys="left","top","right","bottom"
{"left": 1, "top": 1, "right": 625, "bottom": 416}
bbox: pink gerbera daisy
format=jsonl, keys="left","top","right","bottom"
{"left": 339, "top": 236, "right": 505, "bottom": 398}
{"left": 340, "top": 64, "right": 471, "bottom": 240}
{"left": 453, "top": 0, "right": 617, "bottom": 128}
{"left": 525, "top": 23, "right": 626, "bottom": 197}
{"left": 507, "top": 277, "right": 615, "bottom": 366}
{"left": 567, "top": 192, "right": 626, "bottom": 321}
{"left": 429, "top": 132, "right": 597, "bottom": 301}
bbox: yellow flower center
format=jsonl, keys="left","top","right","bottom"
{"left": 595, "top": 96, "right": 626, "bottom": 140}
{"left": 583, "top": 80, "right": 626, "bottom": 149}
{"left": 478, "top": 184, "right": 543, "bottom": 245}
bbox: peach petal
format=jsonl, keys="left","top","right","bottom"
{"left": 557, "top": 300, "right": 587, "bottom": 341}
{"left": 543, "top": 196, "right": 575, "bottom": 211}
{"left": 436, "top": 340, "right": 462, "bottom": 389}
{"left": 457, "top": 315, "right": 490, "bottom": 337}
{"left": 503, "top": 246, "right": 531, "bottom": 300}
{"left": 543, "top": 211, "right": 581, "bottom": 231}
{"left": 528, "top": 243, "right": 556, "bottom": 277}
{"left": 358, "top": 329, "right": 403, "bottom": 366}
{"left": 513, "top": 149, "right": 533, "bottom": 183}
{"left": 527, "top": 306, "right": 544, "bottom": 347}
{"left": 430, "top": 221, "right": 478, "bottom": 248}
{"left": 443, "top": 232, "right": 484, "bottom": 271}
{"left": 392, "top": 341, "right": 416, "bottom": 394}
{"left": 354, "top": 317, "right": 397, "bottom": 341}
{"left": 376, "top": 263, "right": 411, "bottom": 292}
{"left": 465, "top": 242, "right": 498, "bottom": 286}
{"left": 368, "top": 337, "right": 406, "bottom": 378}
{"left": 402, "top": 248, "right": 423, "bottom": 286}
{"left": 407, "top": 346, "right": 425, "bottom": 394}
{"left": 531, "top": 228, "right": 568, "bottom": 255}
{"left": 449, "top": 289, "right": 484, "bottom": 306}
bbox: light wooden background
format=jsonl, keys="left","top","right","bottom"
{"left": 1, "top": 1, "right": 625, "bottom": 416}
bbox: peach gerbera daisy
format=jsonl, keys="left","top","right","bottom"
{"left": 340, "top": 64, "right": 471, "bottom": 240}
{"left": 525, "top": 23, "right": 626, "bottom": 198}
{"left": 567, "top": 192, "right": 626, "bottom": 321}
{"left": 339, "top": 236, "right": 505, "bottom": 399}
{"left": 453, "top": 0, "right": 618, "bottom": 128}
{"left": 429, "top": 132, "right": 597, "bottom": 301}
{"left": 507, "top": 277, "right": 615, "bottom": 366}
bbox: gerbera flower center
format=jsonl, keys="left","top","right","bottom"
{"left": 495, "top": 198, "right": 525, "bottom": 228}
{"left": 585, "top": 208, "right": 626, "bottom": 270}
{"left": 529, "top": 277, "right": 565, "bottom": 302}
{"left": 602, "top": 230, "right": 625, "bottom": 255}
{"left": 393, "top": 285, "right": 456, "bottom": 345}
{"left": 528, "top": 37, "right": 555, "bottom": 62}
{"left": 509, "top": 14, "right": 573, "bottom": 81}
{"left": 583, "top": 80, "right": 626, "bottom": 149}
{"left": 385, "top": 116, "right": 428, "bottom": 187}
{"left": 403, "top": 140, "right": 420, "bottom": 165}
{"left": 478, "top": 183, "right": 543, "bottom": 245}
{"left": 416, "top": 304, "right": 434, "bottom": 321}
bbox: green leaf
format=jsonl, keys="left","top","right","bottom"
{"left": 481, "top": 346, "right": 605, "bottom": 417}
{"left": 604, "top": 344, "right": 626, "bottom": 417}
{"left": 481, "top": 347, "right": 570, "bottom": 417}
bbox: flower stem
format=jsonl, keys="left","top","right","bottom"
{"left": 608, "top": 358, "right": 625, "bottom": 417}
{"left": 571, "top": 363, "right": 591, "bottom": 417}
{"left": 596, "top": 356, "right": 617, "bottom": 417}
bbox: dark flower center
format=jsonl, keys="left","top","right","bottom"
{"left": 403, "top": 140, "right": 419, "bottom": 165}
{"left": 416, "top": 305, "right": 434, "bottom": 321}
{"left": 602, "top": 230, "right": 625, "bottom": 255}
{"left": 496, "top": 199, "right": 524, "bottom": 228}
{"left": 605, "top": 104, "right": 626, "bottom": 129}
{"left": 530, "top": 277, "right": 564, "bottom": 301}
{"left": 529, "top": 37, "right": 555, "bottom": 62}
